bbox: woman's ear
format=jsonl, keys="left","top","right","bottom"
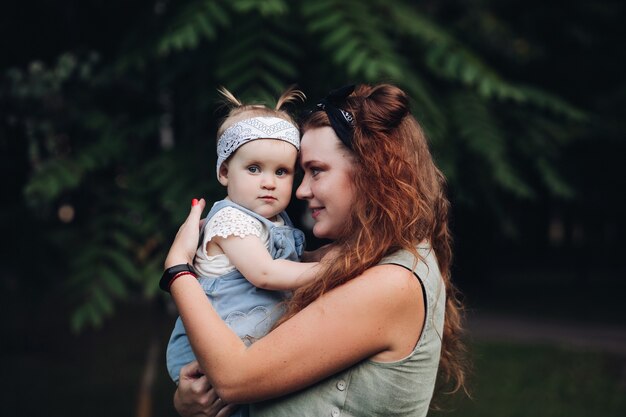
{"left": 218, "top": 163, "right": 229, "bottom": 186}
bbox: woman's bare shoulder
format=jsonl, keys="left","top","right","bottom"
{"left": 334, "top": 263, "right": 422, "bottom": 304}
{"left": 332, "top": 263, "right": 425, "bottom": 362}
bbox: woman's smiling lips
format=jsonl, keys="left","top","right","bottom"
{"left": 310, "top": 207, "right": 323, "bottom": 219}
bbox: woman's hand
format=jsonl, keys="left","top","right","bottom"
{"left": 174, "top": 361, "right": 238, "bottom": 417}
{"left": 165, "top": 198, "right": 207, "bottom": 269}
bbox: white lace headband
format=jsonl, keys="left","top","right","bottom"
{"left": 216, "top": 116, "right": 300, "bottom": 177}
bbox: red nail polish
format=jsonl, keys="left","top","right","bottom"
{"left": 192, "top": 198, "right": 198, "bottom": 206}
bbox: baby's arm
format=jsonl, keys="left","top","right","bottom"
{"left": 213, "top": 234, "right": 321, "bottom": 290}
{"left": 301, "top": 243, "right": 334, "bottom": 262}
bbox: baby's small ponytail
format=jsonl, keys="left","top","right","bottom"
{"left": 215, "top": 86, "right": 303, "bottom": 138}
{"left": 217, "top": 86, "right": 243, "bottom": 108}
{"left": 276, "top": 86, "right": 306, "bottom": 111}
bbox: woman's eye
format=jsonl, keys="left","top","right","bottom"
{"left": 310, "top": 167, "right": 321, "bottom": 177}
{"left": 247, "top": 165, "right": 260, "bottom": 173}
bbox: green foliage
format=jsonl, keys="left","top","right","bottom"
{"left": 450, "top": 91, "right": 535, "bottom": 201}
{"left": 2, "top": 0, "right": 588, "bottom": 331}
{"left": 214, "top": 18, "right": 301, "bottom": 100}
{"left": 303, "top": 0, "right": 444, "bottom": 128}
{"left": 157, "top": 1, "right": 230, "bottom": 55}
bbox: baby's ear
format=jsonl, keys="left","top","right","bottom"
{"left": 217, "top": 163, "right": 229, "bottom": 186}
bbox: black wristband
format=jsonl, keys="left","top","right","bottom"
{"left": 160, "top": 263, "right": 198, "bottom": 292}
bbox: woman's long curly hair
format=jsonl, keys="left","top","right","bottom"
{"left": 278, "top": 84, "right": 468, "bottom": 395}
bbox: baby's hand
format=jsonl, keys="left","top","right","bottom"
{"left": 175, "top": 361, "right": 237, "bottom": 417}
{"left": 301, "top": 243, "right": 337, "bottom": 262}
{"left": 320, "top": 244, "right": 340, "bottom": 262}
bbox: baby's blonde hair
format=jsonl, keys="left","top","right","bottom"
{"left": 216, "top": 86, "right": 305, "bottom": 138}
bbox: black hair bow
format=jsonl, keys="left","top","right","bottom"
{"left": 315, "top": 84, "right": 356, "bottom": 149}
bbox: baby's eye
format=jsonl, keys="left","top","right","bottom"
{"left": 276, "top": 168, "right": 289, "bottom": 176}
{"left": 247, "top": 165, "right": 260, "bottom": 173}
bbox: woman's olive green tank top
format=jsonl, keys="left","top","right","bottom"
{"left": 250, "top": 247, "right": 446, "bottom": 417}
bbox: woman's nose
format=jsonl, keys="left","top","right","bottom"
{"left": 296, "top": 177, "right": 311, "bottom": 199}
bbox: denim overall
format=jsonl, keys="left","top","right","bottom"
{"left": 166, "top": 200, "right": 305, "bottom": 410}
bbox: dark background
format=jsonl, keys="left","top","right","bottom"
{"left": 1, "top": 1, "right": 625, "bottom": 416}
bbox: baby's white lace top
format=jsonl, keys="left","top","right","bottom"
{"left": 194, "top": 206, "right": 284, "bottom": 278}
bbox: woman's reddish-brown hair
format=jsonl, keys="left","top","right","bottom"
{"left": 279, "top": 83, "right": 467, "bottom": 395}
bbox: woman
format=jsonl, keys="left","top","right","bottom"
{"left": 165, "top": 84, "right": 466, "bottom": 416}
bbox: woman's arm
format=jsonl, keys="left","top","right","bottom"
{"left": 171, "top": 264, "right": 423, "bottom": 403}
{"left": 167, "top": 200, "right": 425, "bottom": 404}
{"left": 214, "top": 234, "right": 321, "bottom": 290}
